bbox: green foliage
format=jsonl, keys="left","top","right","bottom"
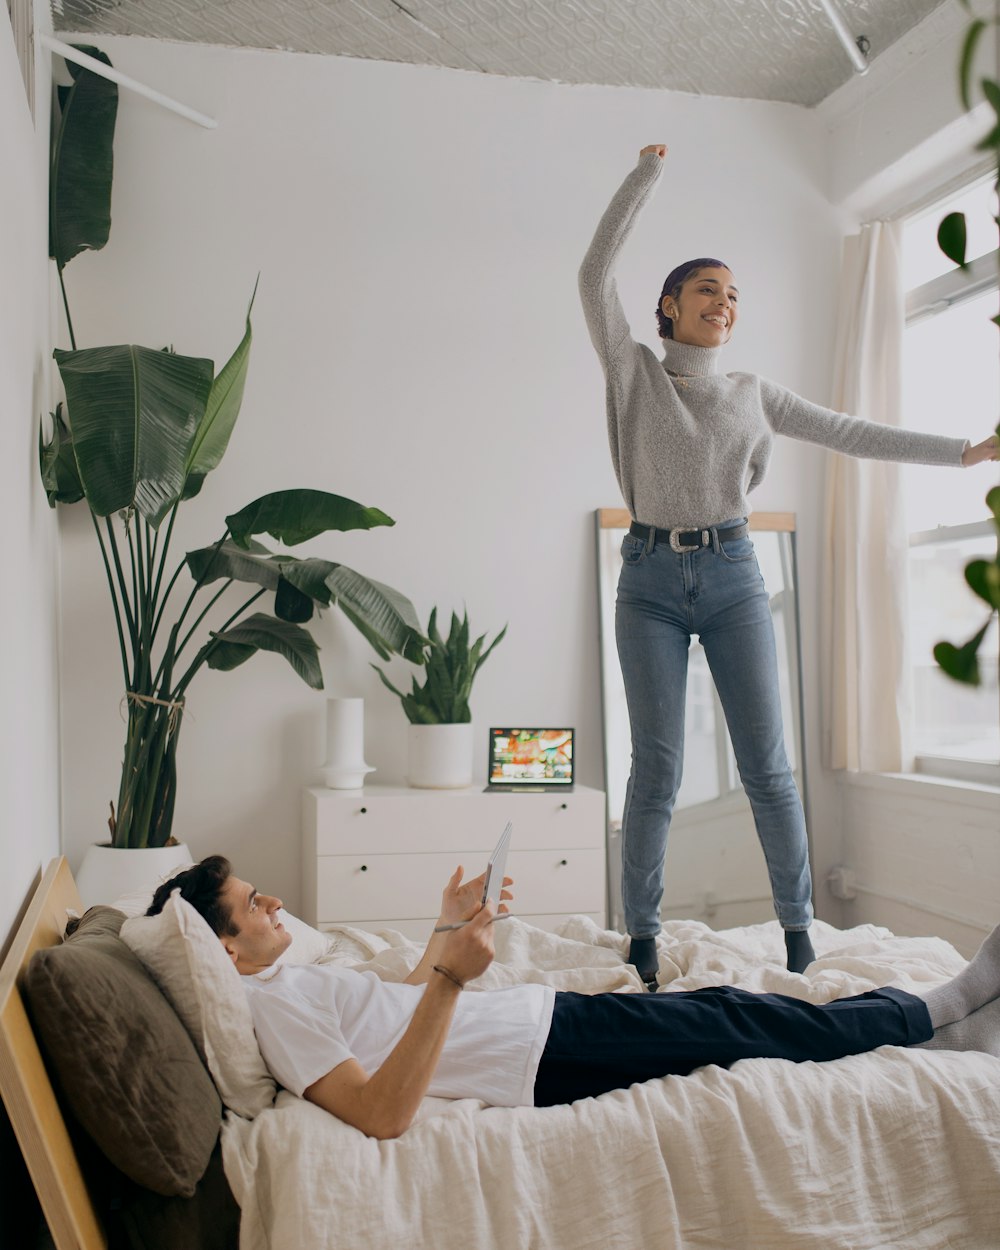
{"left": 934, "top": 3, "right": 1000, "bottom": 687}
{"left": 372, "top": 608, "right": 507, "bottom": 724}
{"left": 42, "top": 52, "right": 424, "bottom": 846}
{"left": 49, "top": 46, "right": 117, "bottom": 269}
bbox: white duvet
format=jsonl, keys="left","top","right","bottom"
{"left": 221, "top": 916, "right": 1000, "bottom": 1250}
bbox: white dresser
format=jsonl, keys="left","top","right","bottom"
{"left": 302, "top": 784, "right": 607, "bottom": 939}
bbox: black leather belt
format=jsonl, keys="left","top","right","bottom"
{"left": 629, "top": 520, "right": 749, "bottom": 553}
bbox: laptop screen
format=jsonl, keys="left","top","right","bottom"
{"left": 487, "top": 728, "right": 574, "bottom": 788}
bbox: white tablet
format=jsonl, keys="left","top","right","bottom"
{"left": 481, "top": 821, "right": 513, "bottom": 905}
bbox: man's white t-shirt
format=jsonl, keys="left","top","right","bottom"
{"left": 244, "top": 963, "right": 556, "bottom": 1108}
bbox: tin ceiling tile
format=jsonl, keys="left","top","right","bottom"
{"left": 50, "top": 0, "right": 950, "bottom": 108}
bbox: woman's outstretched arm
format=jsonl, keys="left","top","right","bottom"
{"left": 578, "top": 145, "right": 666, "bottom": 369}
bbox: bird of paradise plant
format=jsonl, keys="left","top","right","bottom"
{"left": 41, "top": 47, "right": 424, "bottom": 847}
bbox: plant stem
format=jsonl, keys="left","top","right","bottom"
{"left": 173, "top": 587, "right": 267, "bottom": 698}
{"left": 171, "top": 530, "right": 231, "bottom": 642}
{"left": 56, "top": 264, "right": 77, "bottom": 351}
{"left": 148, "top": 504, "right": 179, "bottom": 646}
{"left": 133, "top": 518, "right": 151, "bottom": 691}
{"left": 174, "top": 579, "right": 234, "bottom": 658}
{"left": 90, "top": 512, "right": 131, "bottom": 687}
{"left": 104, "top": 516, "right": 137, "bottom": 658}
{"left": 110, "top": 515, "right": 137, "bottom": 655}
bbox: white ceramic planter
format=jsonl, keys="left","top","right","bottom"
{"left": 74, "top": 841, "right": 194, "bottom": 910}
{"left": 407, "top": 723, "right": 475, "bottom": 789}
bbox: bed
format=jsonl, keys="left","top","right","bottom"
{"left": 2, "top": 856, "right": 1000, "bottom": 1250}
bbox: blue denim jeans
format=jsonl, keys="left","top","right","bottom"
{"left": 615, "top": 522, "right": 813, "bottom": 938}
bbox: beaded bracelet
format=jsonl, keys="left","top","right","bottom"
{"left": 432, "top": 964, "right": 464, "bottom": 990}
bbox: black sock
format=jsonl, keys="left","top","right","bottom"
{"left": 628, "top": 936, "right": 658, "bottom": 983}
{"left": 785, "top": 929, "right": 815, "bottom": 974}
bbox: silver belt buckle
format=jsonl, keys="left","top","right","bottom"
{"left": 669, "top": 529, "right": 704, "bottom": 553}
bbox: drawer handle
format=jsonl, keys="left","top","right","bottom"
{"left": 559, "top": 858, "right": 568, "bottom": 867}
{"left": 359, "top": 864, "right": 368, "bottom": 872}
{"left": 359, "top": 807, "right": 368, "bottom": 814}
{"left": 560, "top": 803, "right": 568, "bottom": 810}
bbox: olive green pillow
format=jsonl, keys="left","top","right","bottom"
{"left": 24, "top": 905, "right": 222, "bottom": 1197}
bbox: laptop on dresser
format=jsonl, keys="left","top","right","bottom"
{"left": 484, "top": 727, "right": 575, "bottom": 793}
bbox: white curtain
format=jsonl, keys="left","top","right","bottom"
{"left": 821, "top": 219, "right": 913, "bottom": 773}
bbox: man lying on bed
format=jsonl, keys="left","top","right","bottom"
{"left": 148, "top": 856, "right": 1000, "bottom": 1140}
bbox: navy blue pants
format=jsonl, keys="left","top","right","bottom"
{"left": 532, "top": 985, "right": 932, "bottom": 1106}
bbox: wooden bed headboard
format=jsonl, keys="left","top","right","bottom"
{"left": 0, "top": 857, "right": 106, "bottom": 1250}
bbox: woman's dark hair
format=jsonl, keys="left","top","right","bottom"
{"left": 146, "top": 854, "right": 239, "bottom": 937}
{"left": 656, "top": 256, "right": 730, "bottom": 338}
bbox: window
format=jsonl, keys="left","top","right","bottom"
{"left": 901, "top": 176, "right": 999, "bottom": 780}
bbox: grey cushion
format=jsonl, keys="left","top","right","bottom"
{"left": 24, "top": 905, "right": 222, "bottom": 1198}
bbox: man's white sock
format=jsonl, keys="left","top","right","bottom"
{"left": 920, "top": 922, "right": 1000, "bottom": 1029}
{"left": 916, "top": 996, "right": 1000, "bottom": 1057}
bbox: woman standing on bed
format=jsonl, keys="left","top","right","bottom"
{"left": 579, "top": 143, "right": 1000, "bottom": 984}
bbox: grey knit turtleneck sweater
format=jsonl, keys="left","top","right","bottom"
{"left": 578, "top": 152, "right": 967, "bottom": 531}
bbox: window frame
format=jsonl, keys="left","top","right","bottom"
{"left": 902, "top": 197, "right": 1000, "bottom": 786}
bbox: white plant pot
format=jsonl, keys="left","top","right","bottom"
{"left": 74, "top": 841, "right": 194, "bottom": 911}
{"left": 407, "top": 723, "right": 475, "bottom": 789}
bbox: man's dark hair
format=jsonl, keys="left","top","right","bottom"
{"left": 146, "top": 854, "right": 239, "bottom": 937}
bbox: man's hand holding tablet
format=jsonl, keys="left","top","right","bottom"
{"left": 433, "top": 823, "right": 514, "bottom": 932}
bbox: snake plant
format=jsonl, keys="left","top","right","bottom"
{"left": 373, "top": 608, "right": 507, "bottom": 724}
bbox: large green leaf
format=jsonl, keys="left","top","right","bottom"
{"left": 186, "top": 538, "right": 284, "bottom": 589}
{"left": 38, "top": 404, "right": 84, "bottom": 506}
{"left": 965, "top": 558, "right": 1000, "bottom": 610}
{"left": 50, "top": 47, "right": 118, "bottom": 268}
{"left": 279, "top": 557, "right": 340, "bottom": 605}
{"left": 182, "top": 296, "right": 255, "bottom": 500}
{"left": 205, "top": 612, "right": 323, "bottom": 688}
{"left": 185, "top": 544, "right": 340, "bottom": 625}
{"left": 274, "top": 577, "right": 314, "bottom": 623}
{"left": 937, "top": 211, "right": 967, "bottom": 268}
{"left": 226, "top": 490, "right": 394, "bottom": 549}
{"left": 54, "top": 344, "right": 214, "bottom": 526}
{"left": 324, "top": 566, "right": 426, "bottom": 662}
{"left": 934, "top": 618, "right": 991, "bottom": 686}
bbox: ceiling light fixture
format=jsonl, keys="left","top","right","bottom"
{"left": 816, "top": 0, "right": 870, "bottom": 75}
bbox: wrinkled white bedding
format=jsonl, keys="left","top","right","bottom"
{"left": 222, "top": 916, "right": 1000, "bottom": 1250}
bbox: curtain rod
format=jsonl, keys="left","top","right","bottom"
{"left": 40, "top": 34, "right": 217, "bottom": 129}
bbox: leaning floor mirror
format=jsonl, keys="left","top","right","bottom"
{"left": 595, "top": 509, "right": 811, "bottom": 933}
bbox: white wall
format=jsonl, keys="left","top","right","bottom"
{"left": 0, "top": 7, "right": 60, "bottom": 953}
{"left": 54, "top": 36, "right": 845, "bottom": 913}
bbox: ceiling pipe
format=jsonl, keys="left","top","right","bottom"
{"left": 816, "top": 0, "right": 870, "bottom": 75}
{"left": 40, "top": 34, "right": 217, "bottom": 128}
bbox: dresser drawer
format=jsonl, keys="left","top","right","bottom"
{"left": 312, "top": 848, "right": 605, "bottom": 925}
{"left": 306, "top": 788, "right": 605, "bottom": 856}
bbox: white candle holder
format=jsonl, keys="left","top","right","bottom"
{"left": 322, "top": 697, "right": 375, "bottom": 789}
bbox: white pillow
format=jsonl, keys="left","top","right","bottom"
{"left": 113, "top": 874, "right": 333, "bottom": 965}
{"left": 272, "top": 910, "right": 334, "bottom": 966}
{"left": 120, "top": 892, "right": 276, "bottom": 1119}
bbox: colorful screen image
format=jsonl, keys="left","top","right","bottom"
{"left": 488, "top": 728, "right": 574, "bottom": 786}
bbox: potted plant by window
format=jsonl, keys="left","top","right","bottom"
{"left": 373, "top": 608, "right": 507, "bottom": 788}
{"left": 44, "top": 50, "right": 424, "bottom": 903}
{"left": 932, "top": 12, "right": 1000, "bottom": 687}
